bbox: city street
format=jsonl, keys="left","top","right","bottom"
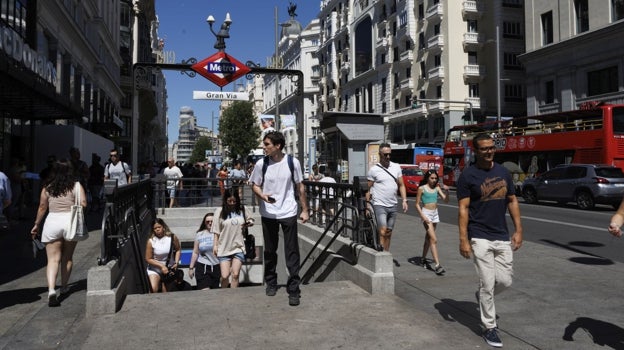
{"left": 404, "top": 191, "right": 624, "bottom": 264}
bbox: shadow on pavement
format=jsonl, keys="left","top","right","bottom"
{"left": 434, "top": 298, "right": 482, "bottom": 337}
{"left": 0, "top": 286, "right": 47, "bottom": 309}
{"left": 563, "top": 317, "right": 624, "bottom": 349}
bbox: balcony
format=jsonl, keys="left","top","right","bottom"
{"left": 311, "top": 70, "right": 321, "bottom": 82}
{"left": 426, "top": 3, "right": 443, "bottom": 21}
{"left": 465, "top": 97, "right": 482, "bottom": 109}
{"left": 427, "top": 66, "right": 445, "bottom": 82}
{"left": 462, "top": 32, "right": 483, "bottom": 50}
{"left": 462, "top": 0, "right": 484, "bottom": 20}
{"left": 427, "top": 35, "right": 444, "bottom": 52}
{"left": 340, "top": 60, "right": 350, "bottom": 72}
{"left": 397, "top": 78, "right": 414, "bottom": 93}
{"left": 399, "top": 50, "right": 414, "bottom": 63}
{"left": 376, "top": 36, "right": 389, "bottom": 50}
{"left": 463, "top": 64, "right": 486, "bottom": 81}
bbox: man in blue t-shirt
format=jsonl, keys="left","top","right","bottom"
{"left": 456, "top": 133, "right": 523, "bottom": 348}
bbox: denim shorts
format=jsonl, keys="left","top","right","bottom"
{"left": 218, "top": 251, "right": 245, "bottom": 262}
{"left": 373, "top": 204, "right": 398, "bottom": 230}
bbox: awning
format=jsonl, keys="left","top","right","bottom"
{"left": 321, "top": 111, "right": 384, "bottom": 141}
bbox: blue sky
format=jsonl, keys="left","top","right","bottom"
{"left": 155, "top": 1, "right": 320, "bottom": 143}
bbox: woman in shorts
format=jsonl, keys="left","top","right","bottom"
{"left": 213, "top": 189, "right": 253, "bottom": 288}
{"left": 188, "top": 212, "right": 221, "bottom": 289}
{"left": 415, "top": 170, "right": 449, "bottom": 275}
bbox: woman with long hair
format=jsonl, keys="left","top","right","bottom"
{"left": 213, "top": 189, "right": 254, "bottom": 288}
{"left": 188, "top": 212, "right": 221, "bottom": 289}
{"left": 30, "top": 159, "right": 87, "bottom": 307}
{"left": 415, "top": 170, "right": 449, "bottom": 275}
{"left": 145, "top": 218, "right": 181, "bottom": 292}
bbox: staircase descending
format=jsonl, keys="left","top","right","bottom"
{"left": 158, "top": 207, "right": 264, "bottom": 286}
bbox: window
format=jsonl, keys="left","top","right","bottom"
{"left": 393, "top": 47, "right": 399, "bottom": 62}
{"left": 434, "top": 54, "right": 442, "bottom": 67}
{"left": 587, "top": 66, "right": 618, "bottom": 96}
{"left": 418, "top": 3, "right": 424, "bottom": 19}
{"left": 436, "top": 85, "right": 442, "bottom": 98}
{"left": 381, "top": 53, "right": 386, "bottom": 64}
{"left": 467, "top": 20, "right": 478, "bottom": 33}
{"left": 613, "top": 0, "right": 624, "bottom": 21}
{"left": 406, "top": 67, "right": 411, "bottom": 78}
{"left": 503, "top": 21, "right": 523, "bottom": 39}
{"left": 399, "top": 10, "right": 408, "bottom": 27}
{"left": 417, "top": 119, "right": 428, "bottom": 139}
{"left": 467, "top": 52, "right": 477, "bottom": 65}
{"left": 419, "top": 32, "right": 426, "bottom": 49}
{"left": 392, "top": 124, "right": 403, "bottom": 143}
{"left": 575, "top": 0, "right": 589, "bottom": 33}
{"left": 469, "top": 83, "right": 479, "bottom": 97}
{"left": 394, "top": 99, "right": 399, "bottom": 110}
{"left": 382, "top": 102, "right": 387, "bottom": 114}
{"left": 545, "top": 80, "right": 554, "bottom": 103}
{"left": 405, "top": 96, "right": 411, "bottom": 107}
{"left": 433, "top": 117, "right": 445, "bottom": 137}
{"left": 420, "top": 61, "right": 426, "bottom": 78}
{"left": 433, "top": 24, "right": 440, "bottom": 35}
{"left": 405, "top": 122, "right": 416, "bottom": 140}
{"left": 381, "top": 78, "right": 386, "bottom": 95}
{"left": 541, "top": 12, "right": 553, "bottom": 45}
{"left": 504, "top": 84, "right": 524, "bottom": 102}
{"left": 503, "top": 52, "right": 522, "bottom": 70}
{"left": 393, "top": 72, "right": 400, "bottom": 87}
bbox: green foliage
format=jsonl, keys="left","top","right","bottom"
{"left": 220, "top": 101, "right": 261, "bottom": 161}
{"left": 189, "top": 136, "right": 213, "bottom": 163}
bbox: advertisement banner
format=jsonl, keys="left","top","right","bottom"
{"left": 280, "top": 114, "right": 296, "bottom": 131}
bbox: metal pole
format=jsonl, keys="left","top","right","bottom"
{"left": 496, "top": 25, "right": 501, "bottom": 123}
{"left": 274, "top": 6, "right": 281, "bottom": 131}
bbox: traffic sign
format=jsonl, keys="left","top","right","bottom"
{"left": 191, "top": 51, "right": 251, "bottom": 88}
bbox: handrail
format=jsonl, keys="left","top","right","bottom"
{"left": 299, "top": 203, "right": 359, "bottom": 283}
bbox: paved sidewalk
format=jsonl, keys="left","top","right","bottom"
{"left": 1, "top": 209, "right": 624, "bottom": 349}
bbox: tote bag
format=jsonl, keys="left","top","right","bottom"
{"left": 65, "top": 182, "right": 89, "bottom": 241}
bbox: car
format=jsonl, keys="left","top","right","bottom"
{"left": 521, "top": 164, "right": 624, "bottom": 210}
{"left": 400, "top": 164, "right": 425, "bottom": 195}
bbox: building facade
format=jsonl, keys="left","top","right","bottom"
{"left": 520, "top": 0, "right": 624, "bottom": 115}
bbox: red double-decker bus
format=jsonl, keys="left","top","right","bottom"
{"left": 442, "top": 102, "right": 624, "bottom": 187}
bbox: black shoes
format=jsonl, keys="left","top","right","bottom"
{"left": 266, "top": 285, "right": 277, "bottom": 296}
{"left": 288, "top": 294, "right": 300, "bottom": 306}
{"left": 483, "top": 328, "right": 503, "bottom": 347}
{"left": 48, "top": 293, "right": 60, "bottom": 307}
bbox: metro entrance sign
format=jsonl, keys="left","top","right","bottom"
{"left": 191, "top": 51, "right": 250, "bottom": 88}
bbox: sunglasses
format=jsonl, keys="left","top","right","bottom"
{"left": 381, "top": 153, "right": 391, "bottom": 157}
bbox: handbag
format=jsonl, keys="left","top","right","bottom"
{"left": 241, "top": 207, "right": 256, "bottom": 260}
{"left": 65, "top": 182, "right": 89, "bottom": 241}
{"left": 162, "top": 234, "right": 178, "bottom": 283}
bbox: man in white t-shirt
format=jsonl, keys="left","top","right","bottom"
{"left": 249, "top": 131, "right": 308, "bottom": 307}
{"left": 366, "top": 143, "right": 408, "bottom": 253}
{"left": 104, "top": 149, "right": 132, "bottom": 185}
{"left": 163, "top": 158, "right": 183, "bottom": 208}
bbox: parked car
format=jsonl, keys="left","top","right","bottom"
{"left": 521, "top": 164, "right": 624, "bottom": 210}
{"left": 400, "top": 164, "right": 425, "bottom": 195}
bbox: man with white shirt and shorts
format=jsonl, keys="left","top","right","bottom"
{"left": 365, "top": 143, "right": 408, "bottom": 254}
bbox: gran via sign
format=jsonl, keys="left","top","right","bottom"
{"left": 193, "top": 91, "right": 249, "bottom": 101}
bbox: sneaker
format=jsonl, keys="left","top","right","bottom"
{"left": 265, "top": 285, "right": 277, "bottom": 297}
{"left": 288, "top": 294, "right": 300, "bottom": 306}
{"left": 421, "top": 258, "right": 432, "bottom": 270}
{"left": 434, "top": 264, "right": 445, "bottom": 275}
{"left": 483, "top": 328, "right": 503, "bottom": 348}
{"left": 48, "top": 293, "right": 60, "bottom": 307}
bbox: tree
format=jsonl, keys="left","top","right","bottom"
{"left": 189, "top": 136, "right": 212, "bottom": 164}
{"left": 220, "top": 101, "right": 261, "bottom": 161}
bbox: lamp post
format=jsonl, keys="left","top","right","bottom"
{"left": 274, "top": 6, "right": 291, "bottom": 131}
{"left": 206, "top": 13, "right": 232, "bottom": 52}
{"left": 495, "top": 25, "right": 501, "bottom": 122}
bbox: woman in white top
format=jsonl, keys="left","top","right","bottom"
{"left": 145, "top": 218, "right": 180, "bottom": 292}
{"left": 213, "top": 189, "right": 254, "bottom": 288}
{"left": 188, "top": 212, "right": 221, "bottom": 289}
{"left": 31, "top": 159, "right": 87, "bottom": 307}
{"left": 415, "top": 170, "right": 449, "bottom": 275}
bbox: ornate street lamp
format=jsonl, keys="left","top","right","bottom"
{"left": 206, "top": 13, "right": 232, "bottom": 52}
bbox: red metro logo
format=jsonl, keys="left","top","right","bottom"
{"left": 191, "top": 51, "right": 251, "bottom": 88}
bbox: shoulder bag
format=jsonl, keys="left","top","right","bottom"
{"left": 162, "top": 234, "right": 179, "bottom": 284}
{"left": 376, "top": 164, "right": 401, "bottom": 196}
{"left": 65, "top": 182, "right": 89, "bottom": 241}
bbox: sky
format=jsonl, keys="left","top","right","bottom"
{"left": 155, "top": 1, "right": 321, "bottom": 144}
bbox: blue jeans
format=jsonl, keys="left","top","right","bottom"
{"left": 262, "top": 215, "right": 301, "bottom": 295}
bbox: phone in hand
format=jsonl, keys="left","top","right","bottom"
{"left": 267, "top": 196, "right": 276, "bottom": 203}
